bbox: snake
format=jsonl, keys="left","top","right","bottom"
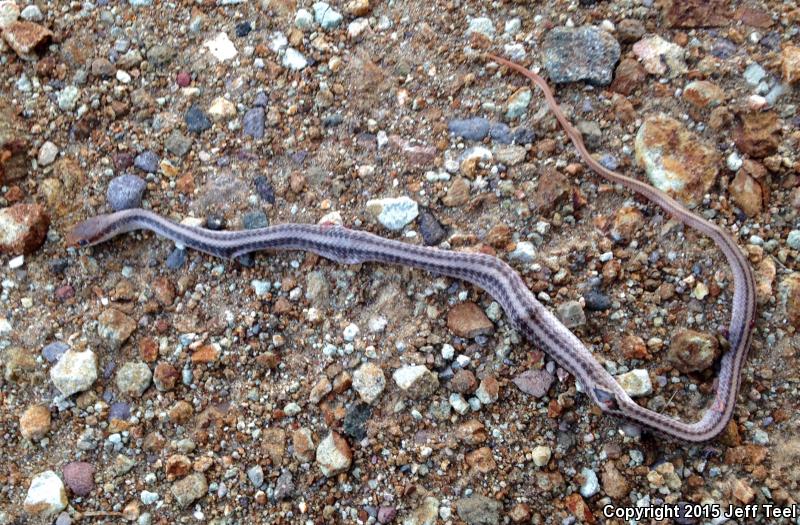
{"left": 66, "top": 55, "right": 756, "bottom": 443}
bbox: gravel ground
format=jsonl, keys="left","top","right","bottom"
{"left": 1, "top": 0, "right": 799, "bottom": 524}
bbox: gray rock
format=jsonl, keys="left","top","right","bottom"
{"left": 274, "top": 470, "right": 294, "bottom": 500}
{"left": 242, "top": 107, "right": 265, "bottom": 138}
{"left": 448, "top": 117, "right": 490, "bottom": 141}
{"left": 313, "top": 2, "right": 343, "bottom": 30}
{"left": 62, "top": 462, "right": 95, "bottom": 496}
{"left": 455, "top": 495, "right": 501, "bottom": 525}
{"left": 107, "top": 174, "right": 146, "bottom": 211}
{"left": 247, "top": 465, "right": 263, "bottom": 488}
{"left": 134, "top": 150, "right": 158, "bottom": 173}
{"left": 42, "top": 341, "right": 69, "bottom": 363}
{"left": 146, "top": 45, "right": 173, "bottom": 66}
{"left": 512, "top": 369, "right": 553, "bottom": 398}
{"left": 170, "top": 473, "right": 207, "bottom": 508}
{"left": 543, "top": 26, "right": 621, "bottom": 85}
{"left": 115, "top": 362, "right": 152, "bottom": 397}
{"left": 165, "top": 130, "right": 192, "bottom": 157}
{"left": 51, "top": 349, "right": 97, "bottom": 397}
{"left": 557, "top": 301, "right": 586, "bottom": 328}
{"left": 185, "top": 105, "right": 212, "bottom": 134}
{"left": 57, "top": 86, "right": 80, "bottom": 111}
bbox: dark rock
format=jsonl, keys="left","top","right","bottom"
{"left": 254, "top": 176, "right": 275, "bottom": 204}
{"left": 242, "top": 107, "right": 265, "bottom": 138}
{"left": 185, "top": 105, "right": 212, "bottom": 134}
{"left": 584, "top": 289, "right": 611, "bottom": 310}
{"left": 489, "top": 123, "right": 512, "bottom": 144}
{"left": 448, "top": 117, "right": 490, "bottom": 141}
{"left": 343, "top": 403, "right": 371, "bottom": 440}
{"left": 542, "top": 26, "right": 621, "bottom": 85}
{"left": 242, "top": 211, "right": 268, "bottom": 229}
{"left": 418, "top": 209, "right": 446, "bottom": 246}
{"left": 166, "top": 248, "right": 186, "bottom": 269}
{"left": 206, "top": 215, "right": 225, "bottom": 230}
{"left": 134, "top": 150, "right": 158, "bottom": 173}
{"left": 511, "top": 127, "right": 535, "bottom": 144}
{"left": 63, "top": 462, "right": 95, "bottom": 497}
{"left": 235, "top": 22, "right": 252, "bottom": 37}
{"left": 42, "top": 341, "right": 69, "bottom": 363}
{"left": 107, "top": 174, "right": 146, "bottom": 211}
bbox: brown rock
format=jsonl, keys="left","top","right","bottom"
{"left": 152, "top": 276, "right": 176, "bottom": 305}
{"left": 602, "top": 462, "right": 630, "bottom": 499}
{"left": 564, "top": 493, "right": 595, "bottom": 523}
{"left": 465, "top": 447, "right": 496, "bottom": 473}
{"left": 153, "top": 362, "right": 178, "bottom": 391}
{"left": 734, "top": 5, "right": 773, "bottom": 28}
{"left": 724, "top": 444, "right": 767, "bottom": 466}
{"left": 508, "top": 503, "right": 531, "bottom": 523}
{"left": 291, "top": 428, "right": 315, "bottom": 462}
{"left": 781, "top": 273, "right": 800, "bottom": 329}
{"left": 616, "top": 19, "right": 645, "bottom": 44}
{"left": 683, "top": 80, "right": 725, "bottom": 108}
{"left": 635, "top": 115, "right": 719, "bottom": 206}
{"left": 169, "top": 400, "right": 194, "bottom": 424}
{"left": 262, "top": 427, "right": 286, "bottom": 465}
{"left": 0, "top": 203, "right": 49, "bottom": 255}
{"left": 611, "top": 59, "right": 646, "bottom": 96}
{"left": 532, "top": 168, "right": 570, "bottom": 213}
{"left": 513, "top": 369, "right": 554, "bottom": 398}
{"left": 139, "top": 338, "right": 158, "bottom": 362}
{"left": 447, "top": 302, "right": 493, "bottom": 338}
{"left": 2, "top": 21, "right": 53, "bottom": 59}
{"left": 455, "top": 419, "right": 488, "bottom": 445}
{"left": 620, "top": 335, "right": 648, "bottom": 360}
{"left": 344, "top": 0, "right": 370, "bottom": 16}
{"left": 733, "top": 478, "right": 756, "bottom": 504}
{"left": 663, "top": 0, "right": 730, "bottom": 28}
{"left": 450, "top": 369, "right": 477, "bottom": 394}
{"left": 667, "top": 329, "right": 719, "bottom": 373}
{"left": 442, "top": 177, "right": 469, "bottom": 207}
{"left": 191, "top": 344, "right": 219, "bottom": 364}
{"left": 782, "top": 45, "right": 800, "bottom": 85}
{"left": 170, "top": 472, "right": 207, "bottom": 508}
{"left": 486, "top": 223, "right": 511, "bottom": 247}
{"left": 4, "top": 346, "right": 36, "bottom": 382}
{"left": 97, "top": 308, "right": 137, "bottom": 350}
{"left": 309, "top": 376, "right": 332, "bottom": 404}
{"left": 733, "top": 111, "right": 781, "bottom": 158}
{"left": 165, "top": 455, "right": 192, "bottom": 480}
{"left": 610, "top": 206, "right": 644, "bottom": 241}
{"left": 708, "top": 106, "right": 733, "bottom": 131}
{"left": 20, "top": 405, "right": 51, "bottom": 441}
{"left": 729, "top": 172, "right": 764, "bottom": 216}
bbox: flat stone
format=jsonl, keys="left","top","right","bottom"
{"left": 20, "top": 404, "right": 51, "bottom": 440}
{"left": 542, "top": 26, "right": 621, "bottom": 85}
{"left": 50, "top": 349, "right": 97, "bottom": 397}
{"left": 392, "top": 365, "right": 439, "bottom": 399}
{"left": 513, "top": 369, "right": 554, "bottom": 398}
{"left": 313, "top": 2, "right": 343, "bottom": 30}
{"left": 611, "top": 58, "right": 646, "bottom": 96}
{"left": 208, "top": 97, "right": 236, "bottom": 121}
{"left": 616, "top": 369, "right": 653, "bottom": 397}
{"left": 23, "top": 471, "right": 67, "bottom": 517}
{"left": 683, "top": 80, "right": 725, "bottom": 108}
{"left": 632, "top": 35, "right": 687, "bottom": 78}
{"left": 97, "top": 308, "right": 137, "bottom": 349}
{"left": 2, "top": 21, "right": 52, "bottom": 59}
{"left": 352, "top": 362, "right": 386, "bottom": 404}
{"left": 282, "top": 47, "right": 307, "bottom": 70}
{"left": 107, "top": 174, "right": 146, "bottom": 211}
{"left": 366, "top": 196, "right": 419, "bottom": 231}
{"left": 733, "top": 111, "right": 781, "bottom": 159}
{"left": 635, "top": 114, "right": 719, "bottom": 206}
{"left": 663, "top": 0, "right": 730, "bottom": 28}
{"left": 557, "top": 301, "right": 586, "bottom": 328}
{"left": 729, "top": 171, "right": 763, "bottom": 216}
{"left": 170, "top": 473, "right": 207, "bottom": 508}
{"left": 115, "top": 361, "right": 152, "bottom": 397}
{"left": 667, "top": 329, "right": 719, "bottom": 373}
{"left": 466, "top": 17, "right": 495, "bottom": 39}
{"left": 315, "top": 431, "right": 352, "bottom": 477}
{"left": 782, "top": 45, "right": 800, "bottom": 84}
{"left": 203, "top": 32, "right": 237, "bottom": 61}
{"left": 37, "top": 141, "right": 58, "bottom": 166}
{"left": 455, "top": 494, "right": 501, "bottom": 525}
{"left": 401, "top": 497, "right": 439, "bottom": 525}
{"left": 447, "top": 302, "right": 494, "bottom": 338}
{"left": 448, "top": 117, "right": 490, "bottom": 141}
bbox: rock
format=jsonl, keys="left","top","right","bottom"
{"left": 62, "top": 462, "right": 94, "bottom": 497}
{"left": 51, "top": 349, "right": 97, "bottom": 397}
{"left": 579, "top": 468, "right": 600, "bottom": 498}
{"left": 23, "top": 471, "right": 67, "bottom": 517}
{"left": 185, "top": 105, "right": 212, "bottom": 134}
{"left": 19, "top": 5, "right": 42, "bottom": 22}
{"left": 632, "top": 35, "right": 687, "bottom": 78}
{"left": 366, "top": 196, "right": 419, "bottom": 231}
{"left": 683, "top": 80, "right": 725, "bottom": 108}
{"left": 531, "top": 168, "right": 570, "bottom": 213}
{"left": 107, "top": 174, "right": 146, "bottom": 211}
{"left": 91, "top": 58, "right": 115, "bottom": 78}
{"left": 466, "top": 17, "right": 495, "bottom": 39}
{"left": 392, "top": 365, "right": 439, "bottom": 399}
{"left": 0, "top": 203, "right": 50, "bottom": 255}
{"left": 2, "top": 21, "right": 52, "bottom": 59}
{"left": 475, "top": 375, "right": 499, "bottom": 404}
{"left": 146, "top": 44, "right": 173, "bottom": 66}
{"left": 576, "top": 120, "right": 602, "bottom": 150}
{"left": 274, "top": 469, "right": 294, "bottom": 500}
{"left": 20, "top": 405, "right": 51, "bottom": 440}
{"left": 733, "top": 111, "right": 781, "bottom": 158}
{"left": 602, "top": 462, "right": 629, "bottom": 499}
{"left": 153, "top": 362, "right": 178, "bottom": 391}
{"left": 744, "top": 63, "right": 766, "bottom": 86}
{"left": 57, "top": 86, "right": 79, "bottom": 112}
{"left": 787, "top": 230, "right": 800, "bottom": 250}
{"left": 442, "top": 177, "right": 469, "bottom": 207}
{"left": 417, "top": 209, "right": 446, "bottom": 246}
{"left": 616, "top": 19, "right": 645, "bottom": 43}
{"left": 531, "top": 445, "right": 551, "bottom": 467}
{"left": 493, "top": 144, "right": 526, "bottom": 166}
{"left": 97, "top": 308, "right": 137, "bottom": 349}
{"left": 292, "top": 428, "right": 315, "bottom": 462}
{"left": 513, "top": 369, "right": 554, "bottom": 398}
{"left": 610, "top": 206, "right": 644, "bottom": 241}
{"left": 116, "top": 362, "right": 152, "bottom": 397}
{"left": 448, "top": 117, "right": 490, "bottom": 141}
{"left": 352, "top": 362, "right": 386, "bottom": 404}
{"left": 165, "top": 130, "right": 191, "bottom": 157}
{"left": 663, "top": 0, "right": 730, "bottom": 28}
{"left": 37, "top": 141, "right": 58, "bottom": 166}
{"left": 450, "top": 369, "right": 477, "bottom": 394}
{"left": 170, "top": 473, "right": 207, "bottom": 508}
{"left": 557, "top": 301, "right": 586, "bottom": 328}
{"left": 295, "top": 8, "right": 314, "bottom": 29}
{"left": 242, "top": 107, "right": 265, "bottom": 138}
{"left": 459, "top": 146, "right": 492, "bottom": 177}
{"left": 208, "top": 97, "right": 236, "bottom": 121}
{"left": 378, "top": 506, "right": 397, "bottom": 524}
{"left": 635, "top": 115, "right": 719, "bottom": 207}
{"left": 246, "top": 465, "right": 263, "bottom": 488}
{"left": 564, "top": 493, "right": 594, "bottom": 523}
{"left": 313, "top": 2, "right": 343, "bottom": 30}
{"left": 782, "top": 45, "right": 800, "bottom": 84}
{"left": 282, "top": 47, "right": 308, "bottom": 70}
{"left": 610, "top": 59, "right": 646, "bottom": 95}
{"left": 4, "top": 346, "right": 35, "bottom": 382}
{"left": 505, "top": 87, "right": 531, "bottom": 120}
{"left": 401, "top": 497, "right": 439, "bottom": 525}
{"left": 455, "top": 495, "right": 501, "bottom": 525}
{"left": 0, "top": 1, "right": 20, "bottom": 28}
{"left": 729, "top": 172, "right": 763, "bottom": 216}
{"left": 315, "top": 431, "right": 352, "bottom": 477}
{"left": 616, "top": 369, "right": 652, "bottom": 397}
{"left": 43, "top": 342, "right": 69, "bottom": 363}
{"left": 542, "top": 26, "right": 621, "bottom": 85}
{"left": 203, "top": 32, "right": 237, "bottom": 61}
{"left": 780, "top": 273, "right": 800, "bottom": 329}
{"left": 343, "top": 402, "right": 371, "bottom": 440}
{"left": 134, "top": 150, "right": 158, "bottom": 173}
{"left": 447, "top": 302, "right": 494, "bottom": 338}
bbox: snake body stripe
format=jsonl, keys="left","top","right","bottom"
{"left": 66, "top": 57, "right": 756, "bottom": 442}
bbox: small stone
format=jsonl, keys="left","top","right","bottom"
{"left": 57, "top": 86, "right": 79, "bottom": 111}
{"left": 617, "top": 18, "right": 645, "bottom": 43}
{"left": 733, "top": 111, "right": 781, "bottom": 159}
{"left": 292, "top": 428, "right": 315, "bottom": 462}
{"left": 176, "top": 71, "right": 191, "bottom": 87}
{"left": 584, "top": 289, "right": 611, "bottom": 311}
{"left": 632, "top": 35, "right": 687, "bottom": 78}
{"left": 91, "top": 58, "right": 115, "bottom": 78}
{"left": 565, "top": 493, "right": 593, "bottom": 523}
{"left": 447, "top": 302, "right": 494, "bottom": 338}
{"left": 203, "top": 32, "right": 237, "bottom": 61}
{"left": 616, "top": 369, "right": 652, "bottom": 397}
{"left": 729, "top": 172, "right": 763, "bottom": 216}
{"left": 557, "top": 301, "right": 586, "bottom": 328}
{"left": 115, "top": 362, "right": 152, "bottom": 397}
{"left": 378, "top": 506, "right": 397, "bottom": 524}
{"left": 780, "top": 274, "right": 800, "bottom": 329}
{"left": 466, "top": 17, "right": 495, "bottom": 40}
{"left": 62, "top": 462, "right": 94, "bottom": 497}
{"left": 315, "top": 431, "right": 352, "bottom": 477}
{"left": 274, "top": 470, "right": 295, "bottom": 500}
{"left": 282, "top": 47, "right": 307, "bottom": 70}
{"left": 208, "top": 97, "right": 236, "bottom": 121}
{"left": 313, "top": 2, "right": 343, "bottom": 30}
{"left": 510, "top": 241, "right": 535, "bottom": 263}
{"left": 247, "top": 465, "right": 263, "bottom": 488}
{"left": 513, "top": 369, "right": 553, "bottom": 398}
{"left": 146, "top": 45, "right": 173, "bottom": 66}
{"left": 579, "top": 468, "right": 599, "bottom": 498}
{"left": 417, "top": 209, "right": 446, "bottom": 246}
{"left": 51, "top": 349, "right": 97, "bottom": 397}
{"left": 20, "top": 5, "right": 42, "bottom": 22}
{"left": 450, "top": 369, "right": 477, "bottom": 394}
{"left": 295, "top": 8, "right": 314, "bottom": 30}
{"left": 531, "top": 168, "right": 570, "bottom": 213}
{"left": 401, "top": 497, "right": 439, "bottom": 525}
{"left": 448, "top": 117, "right": 490, "bottom": 141}
{"left": 0, "top": 1, "right": 20, "bottom": 28}
{"left": 133, "top": 151, "right": 158, "bottom": 173}
{"left": 392, "top": 365, "right": 439, "bottom": 399}
{"left": 20, "top": 405, "right": 51, "bottom": 440}
{"left": 531, "top": 445, "right": 551, "bottom": 467}
{"left": 352, "top": 362, "right": 386, "bottom": 404}
{"left": 683, "top": 80, "right": 725, "bottom": 108}
{"left": 2, "top": 21, "right": 52, "bottom": 59}
{"left": 635, "top": 114, "right": 719, "bottom": 207}
{"left": 505, "top": 87, "right": 531, "bottom": 120}
{"left": 610, "top": 59, "right": 646, "bottom": 96}
{"left": 105, "top": 174, "right": 145, "bottom": 212}
{"left": 475, "top": 376, "right": 499, "bottom": 404}
{"left": 602, "top": 462, "right": 629, "bottom": 499}
{"left": 23, "top": 471, "right": 67, "bottom": 517}
{"left": 782, "top": 45, "right": 800, "bottom": 84}
{"left": 165, "top": 130, "right": 191, "bottom": 157}
{"left": 460, "top": 145, "right": 492, "bottom": 177}
{"left": 153, "top": 363, "right": 178, "bottom": 391}
{"left": 170, "top": 473, "right": 207, "bottom": 508}
{"left": 343, "top": 403, "right": 371, "bottom": 440}
{"left": 455, "top": 494, "right": 501, "bottom": 525}
{"left": 165, "top": 455, "right": 191, "bottom": 480}
{"left": 37, "top": 141, "right": 58, "bottom": 166}
{"left": 787, "top": 230, "right": 800, "bottom": 250}
{"left": 733, "top": 478, "right": 755, "bottom": 504}
{"left": 366, "top": 196, "right": 419, "bottom": 231}
{"left": 0, "top": 202, "right": 49, "bottom": 255}
{"left": 97, "top": 308, "right": 137, "bottom": 349}
{"left": 185, "top": 105, "right": 212, "bottom": 134}
{"left": 743, "top": 63, "right": 767, "bottom": 86}
{"left": 242, "top": 107, "right": 265, "bottom": 138}
{"left": 542, "top": 26, "right": 621, "bottom": 85}
{"left": 235, "top": 21, "right": 252, "bottom": 37}
{"left": 493, "top": 144, "right": 526, "bottom": 166}
{"left": 442, "top": 177, "right": 470, "bottom": 207}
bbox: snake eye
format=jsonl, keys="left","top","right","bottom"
{"left": 79, "top": 239, "right": 89, "bottom": 247}
{"left": 593, "top": 388, "right": 619, "bottom": 411}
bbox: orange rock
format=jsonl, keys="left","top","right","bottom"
{"left": 447, "top": 302, "right": 493, "bottom": 338}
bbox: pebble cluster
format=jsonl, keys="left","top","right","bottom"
{"left": 0, "top": 0, "right": 799, "bottom": 524}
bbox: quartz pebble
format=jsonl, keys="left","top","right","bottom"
{"left": 315, "top": 432, "right": 352, "bottom": 477}
{"left": 51, "top": 349, "right": 97, "bottom": 397}
{"left": 392, "top": 365, "right": 439, "bottom": 399}
{"left": 24, "top": 471, "right": 67, "bottom": 517}
{"left": 352, "top": 362, "right": 386, "bottom": 404}
{"left": 37, "top": 141, "right": 58, "bottom": 166}
{"left": 616, "top": 369, "right": 653, "bottom": 397}
{"left": 366, "top": 196, "right": 419, "bottom": 231}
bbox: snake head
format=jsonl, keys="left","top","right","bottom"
{"left": 593, "top": 388, "right": 621, "bottom": 412}
{"left": 65, "top": 216, "right": 110, "bottom": 248}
